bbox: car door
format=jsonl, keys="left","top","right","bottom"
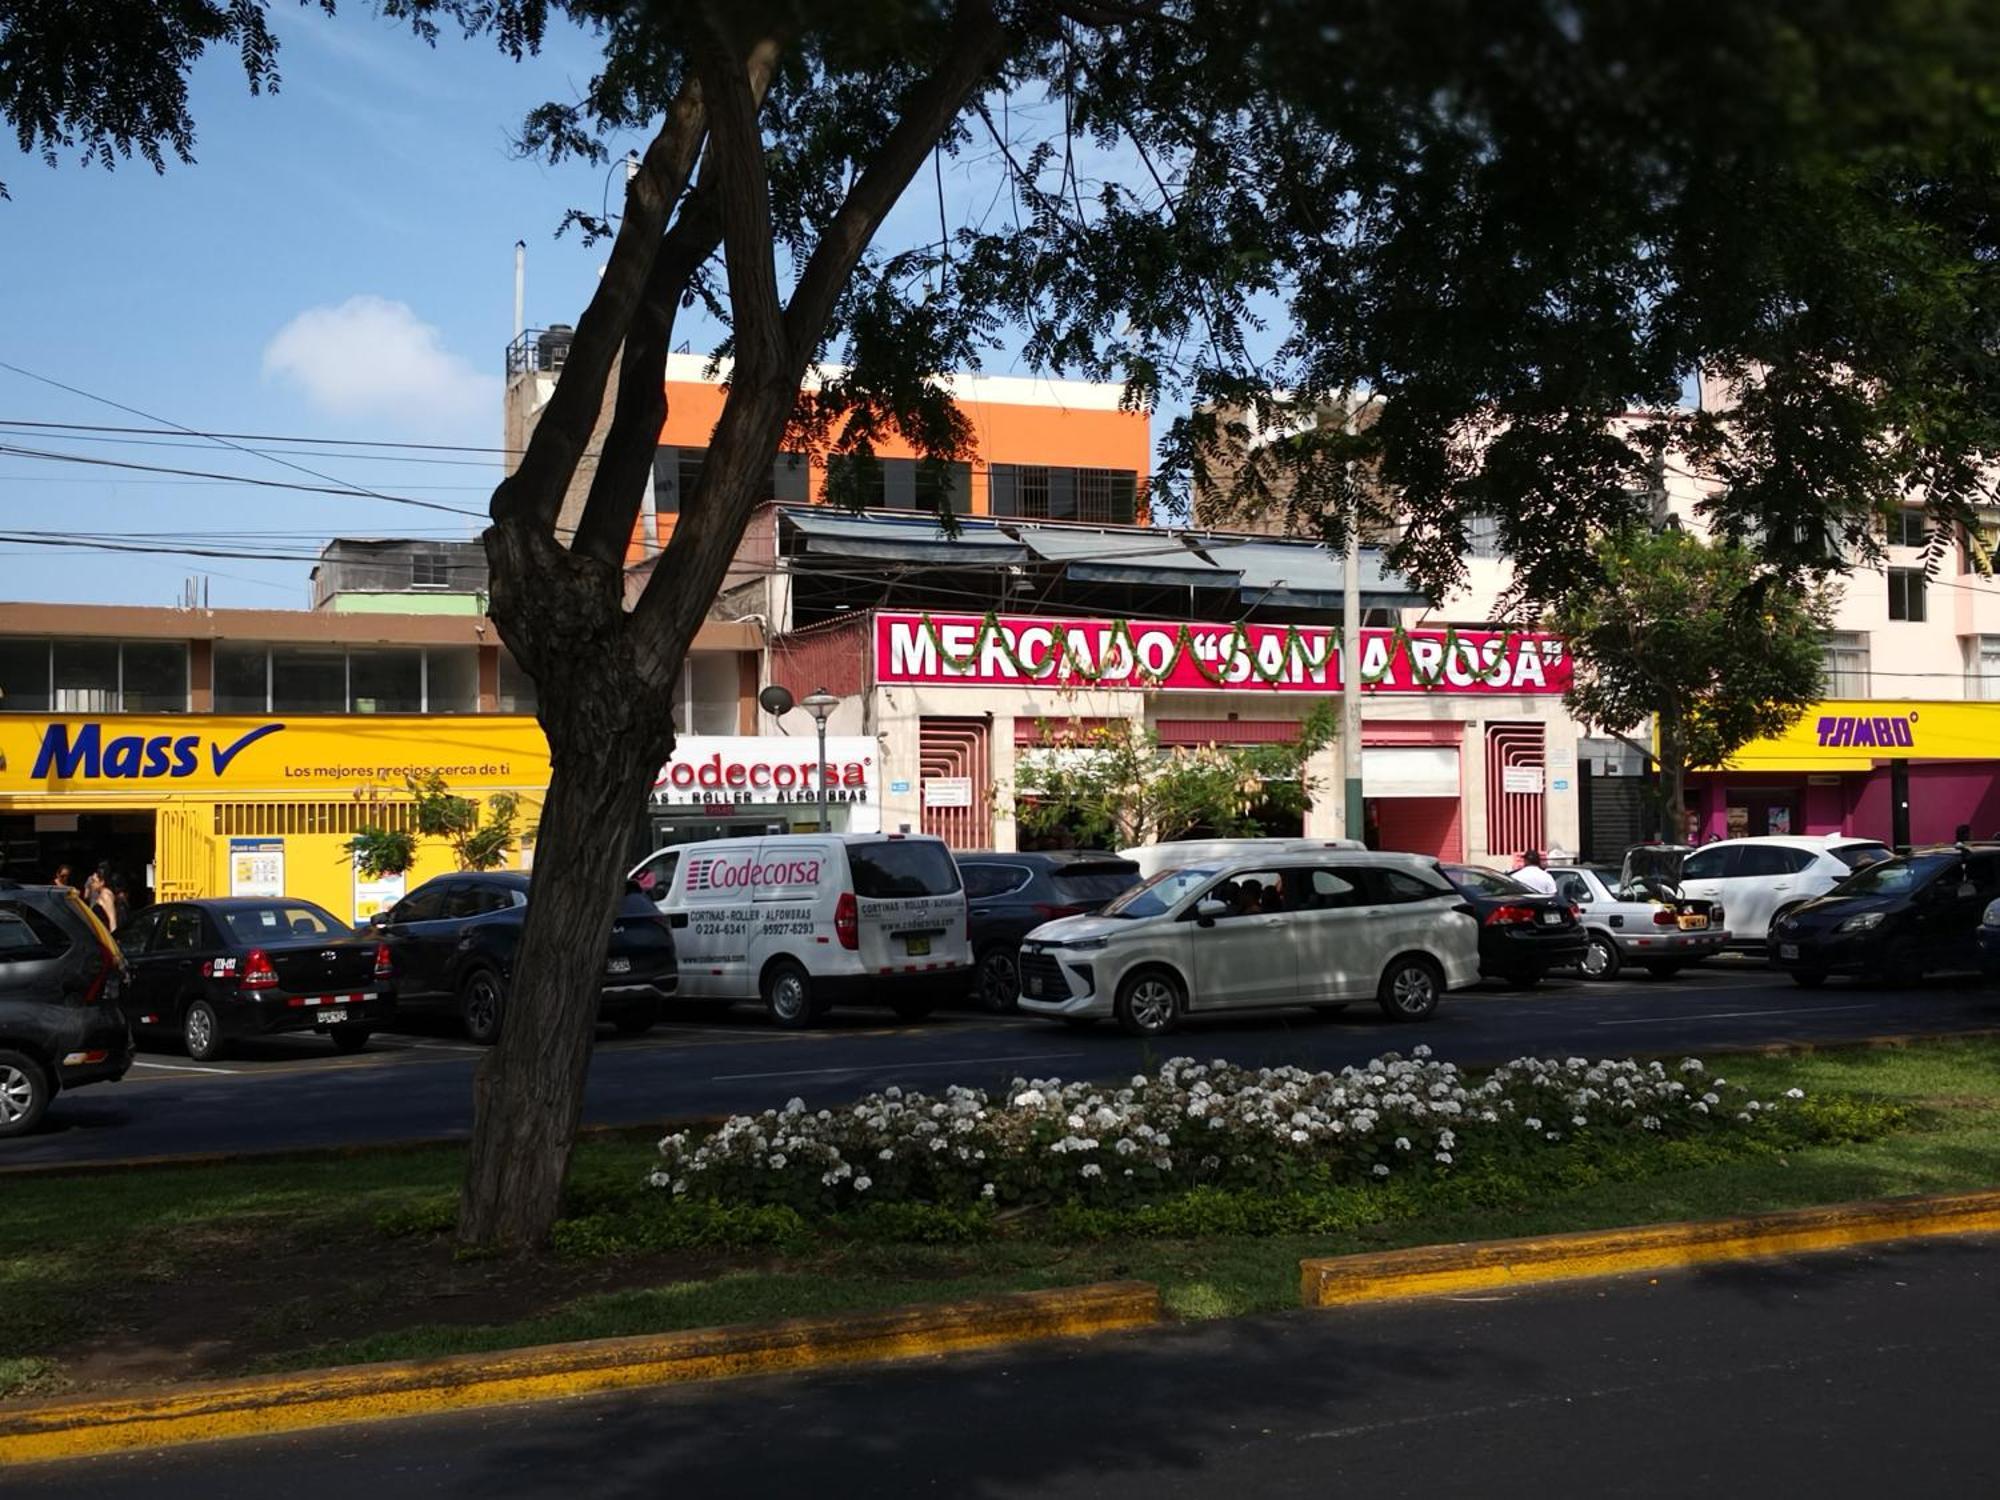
{"left": 112, "top": 906, "right": 167, "bottom": 1025}
{"left": 378, "top": 880, "right": 453, "bottom": 1000}
{"left": 1678, "top": 843, "right": 1746, "bottom": 935}
{"left": 1733, "top": 845, "right": 1808, "bottom": 939}
{"left": 962, "top": 861, "right": 1034, "bottom": 952}
{"left": 1922, "top": 853, "right": 2000, "bottom": 972}
{"left": 1289, "top": 866, "right": 1379, "bottom": 1000}
{"left": 1186, "top": 868, "right": 1300, "bottom": 1008}
{"left": 149, "top": 905, "right": 220, "bottom": 1011}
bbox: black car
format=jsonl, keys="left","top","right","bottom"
{"left": 1437, "top": 863, "right": 1588, "bottom": 986}
{"left": 958, "top": 851, "right": 1143, "bottom": 1012}
{"left": 0, "top": 881, "right": 132, "bottom": 1137}
{"left": 1770, "top": 845, "right": 2000, "bottom": 986}
{"left": 118, "top": 898, "right": 391, "bottom": 1062}
{"left": 373, "top": 872, "right": 676, "bottom": 1043}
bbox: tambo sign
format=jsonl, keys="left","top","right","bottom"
{"left": 652, "top": 736, "right": 877, "bottom": 807}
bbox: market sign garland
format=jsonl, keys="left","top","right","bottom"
{"left": 874, "top": 611, "right": 1571, "bottom": 695}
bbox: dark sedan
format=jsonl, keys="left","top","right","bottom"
{"left": 118, "top": 898, "right": 390, "bottom": 1062}
{"left": 959, "top": 851, "right": 1143, "bottom": 1012}
{"left": 1437, "top": 863, "right": 1587, "bottom": 986}
{"left": 1770, "top": 845, "right": 2000, "bottom": 987}
{"left": 373, "top": 872, "right": 676, "bottom": 1043}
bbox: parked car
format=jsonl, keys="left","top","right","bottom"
{"left": 1769, "top": 845, "right": 2000, "bottom": 986}
{"left": 632, "top": 833, "right": 969, "bottom": 1028}
{"left": 1675, "top": 835, "right": 1893, "bottom": 947}
{"left": 959, "top": 851, "right": 1143, "bottom": 1012}
{"left": 116, "top": 898, "right": 390, "bottom": 1062}
{"left": 1547, "top": 857, "right": 1728, "bottom": 980}
{"left": 1016, "top": 852, "right": 1481, "bottom": 1035}
{"left": 374, "top": 872, "right": 675, "bottom": 1043}
{"left": 1436, "top": 864, "right": 1588, "bottom": 985}
{"left": 0, "top": 880, "right": 132, "bottom": 1137}
{"left": 1121, "top": 837, "right": 1364, "bottom": 880}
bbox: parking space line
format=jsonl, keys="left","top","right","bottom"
{"left": 403, "top": 1041, "right": 489, "bottom": 1054}
{"left": 1596, "top": 1003, "right": 1878, "bottom": 1026}
{"left": 711, "top": 1051, "right": 1087, "bottom": 1083}
{"left": 129, "top": 1060, "right": 241, "bottom": 1075}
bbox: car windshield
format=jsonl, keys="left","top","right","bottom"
{"left": 1103, "top": 865, "right": 1218, "bottom": 919}
{"left": 1832, "top": 855, "right": 1949, "bottom": 898}
{"left": 1052, "top": 864, "right": 1143, "bottom": 906}
{"left": 1832, "top": 842, "right": 1895, "bottom": 871}
{"left": 221, "top": 903, "right": 348, "bottom": 943}
{"left": 1446, "top": 865, "right": 1530, "bottom": 898}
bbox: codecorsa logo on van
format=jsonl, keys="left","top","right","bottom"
{"left": 684, "top": 854, "right": 825, "bottom": 893}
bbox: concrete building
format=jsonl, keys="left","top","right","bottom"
{"left": 310, "top": 539, "right": 491, "bottom": 615}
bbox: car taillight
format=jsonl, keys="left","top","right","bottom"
{"left": 374, "top": 942, "right": 393, "bottom": 979}
{"left": 1034, "top": 903, "right": 1085, "bottom": 921}
{"left": 1653, "top": 909, "right": 1677, "bottom": 927}
{"left": 1567, "top": 905, "right": 1582, "bottom": 921}
{"left": 1485, "top": 905, "right": 1540, "bottom": 926}
{"left": 834, "top": 892, "right": 859, "bottom": 951}
{"left": 241, "top": 949, "right": 279, "bottom": 989}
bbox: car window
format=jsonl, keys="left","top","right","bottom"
{"left": 1051, "top": 864, "right": 1142, "bottom": 905}
{"left": 1832, "top": 842, "right": 1894, "bottom": 871}
{"left": 631, "top": 849, "right": 679, "bottom": 895}
{"left": 392, "top": 883, "right": 448, "bottom": 924}
{"left": 117, "top": 906, "right": 163, "bottom": 954}
{"left": 0, "top": 901, "right": 69, "bottom": 961}
{"left": 1964, "top": 853, "right": 2000, "bottom": 897}
{"left": 1203, "top": 869, "right": 1289, "bottom": 918}
{"left": 1105, "top": 865, "right": 1216, "bottom": 920}
{"left": 1735, "top": 846, "right": 1797, "bottom": 879}
{"left": 221, "top": 904, "right": 347, "bottom": 943}
{"left": 1446, "top": 865, "right": 1529, "bottom": 898}
{"left": 1293, "top": 869, "right": 1368, "bottom": 910}
{"left": 1368, "top": 867, "right": 1452, "bottom": 904}
{"left": 444, "top": 883, "right": 515, "bottom": 920}
{"left": 156, "top": 908, "right": 212, "bottom": 952}
{"left": 1553, "top": 871, "right": 1594, "bottom": 904}
{"left": 847, "top": 841, "right": 962, "bottom": 898}
{"left": 961, "top": 863, "right": 1030, "bottom": 900}
{"left": 1680, "top": 845, "right": 1740, "bottom": 881}
{"left": 1833, "top": 856, "right": 1942, "bottom": 898}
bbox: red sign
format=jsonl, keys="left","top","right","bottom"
{"left": 874, "top": 612, "right": 1571, "bottom": 695}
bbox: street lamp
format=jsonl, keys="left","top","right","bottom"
{"left": 800, "top": 689, "right": 840, "bottom": 832}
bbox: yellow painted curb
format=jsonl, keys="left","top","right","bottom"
{"left": 1301, "top": 1188, "right": 2000, "bottom": 1308}
{"left": 0, "top": 1281, "right": 1160, "bottom": 1467}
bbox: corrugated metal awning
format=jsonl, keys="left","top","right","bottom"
{"left": 1194, "top": 537, "right": 1427, "bottom": 611}
{"left": 781, "top": 508, "right": 1029, "bottom": 565}
{"left": 1014, "top": 527, "right": 1241, "bottom": 589}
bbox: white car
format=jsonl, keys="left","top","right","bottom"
{"left": 1017, "top": 851, "right": 1480, "bottom": 1035}
{"left": 1120, "top": 837, "right": 1365, "bottom": 880}
{"left": 1674, "top": 835, "right": 1893, "bottom": 946}
{"left": 630, "top": 833, "right": 972, "bottom": 1027}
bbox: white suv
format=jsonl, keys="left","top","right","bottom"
{"left": 1016, "top": 851, "right": 1480, "bottom": 1035}
{"left": 1675, "top": 835, "right": 1893, "bottom": 946}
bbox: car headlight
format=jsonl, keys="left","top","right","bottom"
{"left": 1056, "top": 937, "right": 1110, "bottom": 953}
{"left": 1836, "top": 912, "right": 1884, "bottom": 934}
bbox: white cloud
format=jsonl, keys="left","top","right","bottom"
{"left": 262, "top": 295, "right": 497, "bottom": 432}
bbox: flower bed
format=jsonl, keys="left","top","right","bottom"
{"left": 651, "top": 1049, "right": 1800, "bottom": 1214}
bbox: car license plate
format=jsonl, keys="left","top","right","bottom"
{"left": 1679, "top": 914, "right": 1708, "bottom": 931}
{"left": 318, "top": 1009, "right": 348, "bottom": 1026}
{"left": 1780, "top": 943, "right": 1800, "bottom": 961}
{"left": 1539, "top": 911, "right": 1562, "bottom": 925}
{"left": 607, "top": 956, "right": 631, "bottom": 974}
{"left": 906, "top": 935, "right": 931, "bottom": 957}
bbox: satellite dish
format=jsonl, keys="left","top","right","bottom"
{"left": 759, "top": 685, "right": 796, "bottom": 717}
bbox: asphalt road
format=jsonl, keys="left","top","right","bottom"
{"left": 12, "top": 1235, "right": 1997, "bottom": 1497}
{"left": 5, "top": 962, "right": 1996, "bottom": 1167}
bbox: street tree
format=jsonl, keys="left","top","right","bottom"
{"left": 13, "top": 1, "right": 2000, "bottom": 1246}
{"left": 1553, "top": 527, "right": 1831, "bottom": 842}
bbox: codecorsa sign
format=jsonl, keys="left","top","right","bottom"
{"left": 652, "top": 736, "right": 878, "bottom": 807}
{"left": 874, "top": 612, "right": 1571, "bottom": 695}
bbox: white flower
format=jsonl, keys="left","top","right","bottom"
{"left": 1525, "top": 1117, "right": 1543, "bottom": 1131}
{"left": 1394, "top": 1136, "right": 1412, "bottom": 1152}
{"left": 1080, "top": 1163, "right": 1103, "bottom": 1179}
{"left": 769, "top": 1153, "right": 787, "bottom": 1169}
{"left": 1571, "top": 1115, "right": 1587, "bottom": 1127}
{"left": 1372, "top": 1164, "right": 1390, "bottom": 1178}
{"left": 854, "top": 1175, "right": 872, "bottom": 1192}
{"left": 981, "top": 1183, "right": 996, "bottom": 1199}
{"left": 879, "top": 1148, "right": 895, "bottom": 1161}
{"left": 1435, "top": 1151, "right": 1453, "bottom": 1165}
{"left": 1785, "top": 1087, "right": 1805, "bottom": 1100}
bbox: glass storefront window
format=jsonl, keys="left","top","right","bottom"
{"left": 348, "top": 649, "right": 423, "bottom": 714}
{"left": 52, "top": 640, "right": 119, "bottom": 713}
{"left": 214, "top": 644, "right": 270, "bottom": 713}
{"left": 270, "top": 647, "right": 347, "bottom": 714}
{"left": 0, "top": 638, "right": 50, "bottom": 711}
{"left": 425, "top": 648, "right": 480, "bottom": 713}
{"left": 498, "top": 652, "right": 537, "bottom": 714}
{"left": 120, "top": 642, "right": 188, "bottom": 712}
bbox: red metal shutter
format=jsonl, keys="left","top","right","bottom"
{"left": 919, "top": 718, "right": 992, "bottom": 849}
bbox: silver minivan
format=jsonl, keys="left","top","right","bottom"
{"left": 1016, "top": 851, "right": 1481, "bottom": 1035}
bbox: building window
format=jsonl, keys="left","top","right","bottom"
{"left": 825, "top": 455, "right": 971, "bottom": 515}
{"left": 217, "top": 644, "right": 481, "bottom": 713}
{"left": 410, "top": 552, "right": 451, "bottom": 589}
{"left": 652, "top": 447, "right": 810, "bottom": 514}
{"left": 498, "top": 652, "right": 537, "bottom": 714}
{"left": 0, "top": 637, "right": 50, "bottom": 712}
{"left": 1966, "top": 637, "right": 2000, "bottom": 701}
{"left": 677, "top": 653, "right": 741, "bottom": 736}
{"left": 347, "top": 649, "right": 424, "bottom": 714}
{"left": 1887, "top": 567, "right": 1927, "bottom": 622}
{"left": 0, "top": 639, "right": 190, "bottom": 714}
{"left": 51, "top": 640, "right": 119, "bottom": 712}
{"left": 1964, "top": 522, "right": 2000, "bottom": 574}
{"left": 989, "top": 465, "right": 1139, "bottom": 525}
{"left": 270, "top": 647, "right": 349, "bottom": 714}
{"left": 214, "top": 643, "right": 270, "bottom": 714}
{"left": 1466, "top": 513, "right": 1503, "bottom": 559}
{"left": 120, "top": 642, "right": 189, "bottom": 712}
{"left": 1888, "top": 509, "right": 1929, "bottom": 549}
{"left": 425, "top": 648, "right": 480, "bottom": 713}
{"left": 1821, "top": 631, "right": 1870, "bottom": 697}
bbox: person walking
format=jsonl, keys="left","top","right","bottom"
{"left": 49, "top": 863, "right": 73, "bottom": 890}
{"left": 83, "top": 864, "right": 119, "bottom": 933}
{"left": 1513, "top": 849, "right": 1559, "bottom": 897}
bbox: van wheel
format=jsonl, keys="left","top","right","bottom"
{"left": 182, "top": 998, "right": 226, "bottom": 1062}
{"left": 1580, "top": 933, "right": 1622, "bottom": 981}
{"left": 762, "top": 961, "right": 815, "bottom": 1029}
{"left": 1642, "top": 962, "right": 1684, "bottom": 979}
{"left": 1377, "top": 956, "right": 1443, "bottom": 1022}
{"left": 1115, "top": 969, "right": 1183, "bottom": 1037}
{"left": 0, "top": 1050, "right": 51, "bottom": 1139}
{"left": 458, "top": 969, "right": 506, "bottom": 1045}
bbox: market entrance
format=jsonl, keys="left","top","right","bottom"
{"left": 0, "top": 809, "right": 156, "bottom": 901}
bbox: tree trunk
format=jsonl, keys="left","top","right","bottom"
{"left": 458, "top": 532, "right": 678, "bottom": 1251}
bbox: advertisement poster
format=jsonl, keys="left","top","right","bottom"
{"left": 228, "top": 838, "right": 285, "bottom": 898}
{"left": 1767, "top": 805, "right": 1793, "bottom": 836}
{"left": 353, "top": 868, "right": 407, "bottom": 927}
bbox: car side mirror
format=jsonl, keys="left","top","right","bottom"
{"left": 369, "top": 912, "right": 390, "bottom": 929}
{"left": 1194, "top": 898, "right": 1230, "bottom": 926}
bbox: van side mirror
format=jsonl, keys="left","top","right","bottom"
{"left": 1194, "top": 898, "right": 1230, "bottom": 926}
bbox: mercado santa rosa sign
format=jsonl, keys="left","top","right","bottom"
{"left": 875, "top": 611, "right": 1571, "bottom": 695}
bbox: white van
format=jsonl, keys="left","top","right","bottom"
{"left": 1121, "top": 837, "right": 1366, "bottom": 880}
{"left": 629, "top": 833, "right": 971, "bottom": 1027}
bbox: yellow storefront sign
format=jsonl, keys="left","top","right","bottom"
{"left": 0, "top": 715, "right": 552, "bottom": 798}
{"left": 1723, "top": 700, "right": 2000, "bottom": 773}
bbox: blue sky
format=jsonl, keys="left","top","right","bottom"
{"left": 0, "top": 10, "right": 1172, "bottom": 611}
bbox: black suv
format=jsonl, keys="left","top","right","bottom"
{"left": 0, "top": 881, "right": 133, "bottom": 1137}
{"left": 959, "top": 851, "right": 1143, "bottom": 1011}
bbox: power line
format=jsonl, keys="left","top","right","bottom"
{"left": 0, "top": 426, "right": 506, "bottom": 469}
{"left": 0, "top": 443, "right": 488, "bottom": 516}
{"left": 0, "top": 417, "right": 526, "bottom": 455}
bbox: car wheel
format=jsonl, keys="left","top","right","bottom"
{"left": 890, "top": 996, "right": 936, "bottom": 1023}
{"left": 1114, "top": 969, "right": 1183, "bottom": 1037}
{"left": 1791, "top": 969, "right": 1829, "bottom": 989}
{"left": 614, "top": 1011, "right": 657, "bottom": 1037}
{"left": 458, "top": 969, "right": 506, "bottom": 1046}
{"left": 974, "top": 947, "right": 1020, "bottom": 1014}
{"left": 1377, "top": 955, "right": 1443, "bottom": 1022}
{"left": 0, "top": 1050, "right": 51, "bottom": 1139}
{"left": 1580, "top": 933, "right": 1622, "bottom": 981}
{"left": 1643, "top": 962, "right": 1685, "bottom": 979}
{"left": 182, "top": 998, "right": 226, "bottom": 1062}
{"left": 762, "top": 960, "right": 815, "bottom": 1029}
{"left": 330, "top": 1026, "right": 371, "bottom": 1055}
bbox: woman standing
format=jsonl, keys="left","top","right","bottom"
{"left": 83, "top": 864, "right": 119, "bottom": 933}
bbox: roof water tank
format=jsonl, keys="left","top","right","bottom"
{"left": 537, "top": 323, "right": 574, "bottom": 372}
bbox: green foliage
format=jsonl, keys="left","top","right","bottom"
{"left": 344, "top": 775, "right": 519, "bottom": 875}
{"left": 346, "top": 826, "right": 419, "bottom": 880}
{"left": 550, "top": 1200, "right": 815, "bottom": 1260}
{"left": 1015, "top": 701, "right": 1335, "bottom": 848}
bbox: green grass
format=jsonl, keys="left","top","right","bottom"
{"left": 5, "top": 1038, "right": 2000, "bottom": 1398}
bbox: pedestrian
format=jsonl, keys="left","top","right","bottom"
{"left": 1954, "top": 822, "right": 1973, "bottom": 844}
{"left": 109, "top": 875, "right": 132, "bottom": 931}
{"left": 1513, "top": 849, "right": 1559, "bottom": 896}
{"left": 49, "top": 862, "right": 72, "bottom": 890}
{"left": 83, "top": 863, "right": 118, "bottom": 933}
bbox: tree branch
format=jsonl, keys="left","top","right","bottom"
{"left": 693, "top": 19, "right": 788, "bottom": 391}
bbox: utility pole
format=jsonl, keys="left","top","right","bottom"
{"left": 1340, "top": 399, "right": 1364, "bottom": 843}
